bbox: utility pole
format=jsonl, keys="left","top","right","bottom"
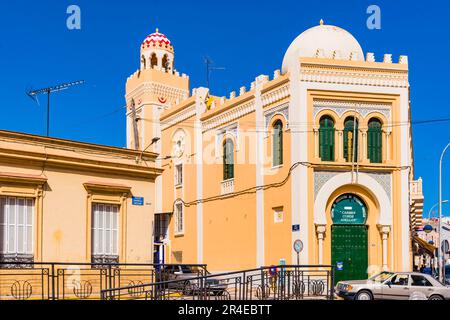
{"left": 27, "top": 80, "right": 85, "bottom": 137}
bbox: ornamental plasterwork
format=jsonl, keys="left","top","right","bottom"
{"left": 313, "top": 100, "right": 392, "bottom": 121}
{"left": 264, "top": 102, "right": 290, "bottom": 132}
{"left": 314, "top": 171, "right": 392, "bottom": 201}
{"left": 314, "top": 171, "right": 339, "bottom": 198}
{"left": 161, "top": 104, "right": 196, "bottom": 130}
{"left": 125, "top": 82, "right": 189, "bottom": 103}
{"left": 366, "top": 172, "right": 392, "bottom": 201}
{"left": 300, "top": 66, "right": 408, "bottom": 88}
{"left": 261, "top": 83, "right": 290, "bottom": 107}
{"left": 216, "top": 123, "right": 239, "bottom": 158}
{"left": 202, "top": 100, "right": 255, "bottom": 133}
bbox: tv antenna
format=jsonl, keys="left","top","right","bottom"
{"left": 27, "top": 80, "right": 85, "bottom": 137}
{"left": 204, "top": 56, "right": 225, "bottom": 89}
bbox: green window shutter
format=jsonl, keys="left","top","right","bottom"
{"left": 319, "top": 117, "right": 335, "bottom": 161}
{"left": 368, "top": 119, "right": 382, "bottom": 163}
{"left": 223, "top": 139, "right": 234, "bottom": 180}
{"left": 344, "top": 118, "right": 358, "bottom": 162}
{"left": 272, "top": 121, "right": 283, "bottom": 166}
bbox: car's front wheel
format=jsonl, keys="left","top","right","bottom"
{"left": 428, "top": 295, "right": 444, "bottom": 301}
{"left": 355, "top": 290, "right": 373, "bottom": 301}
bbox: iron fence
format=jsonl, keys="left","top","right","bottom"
{"left": 0, "top": 262, "right": 206, "bottom": 300}
{"left": 100, "top": 265, "right": 335, "bottom": 301}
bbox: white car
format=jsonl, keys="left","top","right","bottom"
{"left": 335, "top": 272, "right": 450, "bottom": 300}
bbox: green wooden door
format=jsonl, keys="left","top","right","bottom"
{"left": 331, "top": 225, "right": 368, "bottom": 284}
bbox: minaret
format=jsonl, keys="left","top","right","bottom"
{"left": 125, "top": 28, "right": 190, "bottom": 152}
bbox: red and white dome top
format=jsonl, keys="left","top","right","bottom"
{"left": 141, "top": 28, "right": 174, "bottom": 53}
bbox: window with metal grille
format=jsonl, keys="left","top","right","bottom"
{"left": 175, "top": 164, "right": 183, "bottom": 187}
{"left": 367, "top": 118, "right": 382, "bottom": 163}
{"left": 92, "top": 203, "right": 119, "bottom": 258}
{"left": 272, "top": 120, "right": 284, "bottom": 166}
{"left": 0, "top": 197, "right": 34, "bottom": 258}
{"left": 343, "top": 117, "right": 359, "bottom": 162}
{"left": 223, "top": 139, "right": 234, "bottom": 181}
{"left": 174, "top": 203, "right": 184, "bottom": 234}
{"left": 319, "top": 116, "right": 335, "bottom": 161}
{"left": 154, "top": 213, "right": 170, "bottom": 242}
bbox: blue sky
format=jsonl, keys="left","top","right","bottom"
{"left": 0, "top": 0, "right": 449, "bottom": 216}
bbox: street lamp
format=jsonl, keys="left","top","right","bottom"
{"left": 428, "top": 200, "right": 449, "bottom": 219}
{"left": 438, "top": 143, "right": 450, "bottom": 283}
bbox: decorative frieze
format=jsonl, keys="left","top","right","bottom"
{"left": 313, "top": 100, "right": 392, "bottom": 121}
{"left": 314, "top": 170, "right": 392, "bottom": 200}
{"left": 125, "top": 82, "right": 189, "bottom": 104}
{"left": 300, "top": 66, "right": 408, "bottom": 88}
{"left": 261, "top": 83, "right": 290, "bottom": 107}
{"left": 264, "top": 102, "right": 290, "bottom": 130}
{"left": 202, "top": 100, "right": 255, "bottom": 132}
{"left": 161, "top": 104, "right": 196, "bottom": 130}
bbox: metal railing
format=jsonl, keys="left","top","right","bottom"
{"left": 100, "top": 265, "right": 335, "bottom": 301}
{"left": 0, "top": 262, "right": 206, "bottom": 300}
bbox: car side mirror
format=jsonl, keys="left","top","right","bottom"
{"left": 386, "top": 281, "right": 392, "bottom": 288}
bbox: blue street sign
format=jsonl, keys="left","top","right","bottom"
{"left": 337, "top": 262, "right": 344, "bottom": 271}
{"left": 132, "top": 197, "right": 144, "bottom": 206}
{"left": 292, "top": 224, "right": 300, "bottom": 232}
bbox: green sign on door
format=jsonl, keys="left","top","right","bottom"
{"left": 331, "top": 194, "right": 367, "bottom": 225}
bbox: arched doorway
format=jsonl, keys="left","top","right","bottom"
{"left": 331, "top": 194, "right": 368, "bottom": 283}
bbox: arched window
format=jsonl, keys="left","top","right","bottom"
{"left": 223, "top": 139, "right": 234, "bottom": 180}
{"left": 272, "top": 120, "right": 283, "bottom": 166}
{"left": 343, "top": 117, "right": 359, "bottom": 162}
{"left": 162, "top": 54, "right": 169, "bottom": 72}
{"left": 141, "top": 55, "right": 146, "bottom": 69}
{"left": 150, "top": 53, "right": 158, "bottom": 68}
{"left": 319, "top": 116, "right": 335, "bottom": 161}
{"left": 367, "top": 118, "right": 382, "bottom": 163}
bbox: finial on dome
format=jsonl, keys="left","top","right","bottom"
{"left": 156, "top": 27, "right": 159, "bottom": 33}
{"left": 319, "top": 19, "right": 324, "bottom": 26}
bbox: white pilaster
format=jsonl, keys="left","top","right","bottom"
{"left": 255, "top": 76, "right": 266, "bottom": 267}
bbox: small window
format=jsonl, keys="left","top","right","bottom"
{"left": 272, "top": 120, "right": 284, "bottom": 167}
{"left": 175, "top": 203, "right": 184, "bottom": 235}
{"left": 92, "top": 203, "right": 119, "bottom": 259}
{"left": 223, "top": 139, "right": 234, "bottom": 181}
{"left": 150, "top": 53, "right": 158, "bottom": 68}
{"left": 274, "top": 208, "right": 284, "bottom": 223}
{"left": 175, "top": 164, "right": 183, "bottom": 187}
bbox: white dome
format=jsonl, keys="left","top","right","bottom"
{"left": 282, "top": 22, "right": 364, "bottom": 73}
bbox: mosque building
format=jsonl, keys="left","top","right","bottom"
{"left": 125, "top": 20, "right": 424, "bottom": 279}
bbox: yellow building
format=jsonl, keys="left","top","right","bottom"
{"left": 0, "top": 130, "right": 161, "bottom": 265}
{"left": 125, "top": 22, "right": 424, "bottom": 280}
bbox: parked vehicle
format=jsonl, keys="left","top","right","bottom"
{"left": 157, "top": 265, "right": 227, "bottom": 296}
{"left": 335, "top": 271, "right": 450, "bottom": 300}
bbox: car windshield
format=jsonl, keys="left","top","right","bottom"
{"left": 369, "top": 272, "right": 395, "bottom": 282}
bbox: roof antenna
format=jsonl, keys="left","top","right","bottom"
{"left": 26, "top": 80, "right": 85, "bottom": 137}
{"left": 204, "top": 56, "right": 225, "bottom": 89}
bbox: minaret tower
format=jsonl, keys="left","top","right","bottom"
{"left": 125, "top": 28, "right": 190, "bottom": 152}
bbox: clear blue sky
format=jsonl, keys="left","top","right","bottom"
{"left": 0, "top": 0, "right": 449, "bottom": 216}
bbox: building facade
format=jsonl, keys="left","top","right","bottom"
{"left": 126, "top": 22, "right": 424, "bottom": 279}
{"left": 0, "top": 130, "right": 161, "bottom": 264}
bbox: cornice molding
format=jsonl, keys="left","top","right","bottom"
{"left": 202, "top": 100, "right": 255, "bottom": 132}
{"left": 300, "top": 65, "right": 409, "bottom": 88}
{"left": 125, "top": 82, "right": 189, "bottom": 103}
{"left": 261, "top": 83, "right": 290, "bottom": 107}
{"left": 161, "top": 104, "right": 196, "bottom": 131}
